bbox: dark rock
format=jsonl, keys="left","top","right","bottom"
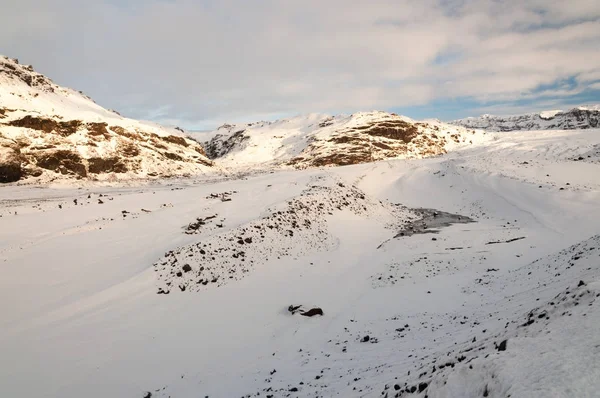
{"left": 0, "top": 150, "right": 24, "bottom": 183}
{"left": 418, "top": 382, "right": 428, "bottom": 392}
{"left": 578, "top": 280, "right": 586, "bottom": 287}
{"left": 300, "top": 308, "right": 324, "bottom": 317}
{"left": 497, "top": 339, "right": 507, "bottom": 351}
{"left": 361, "top": 335, "right": 370, "bottom": 343}
{"left": 288, "top": 305, "right": 302, "bottom": 314}
{"left": 182, "top": 264, "right": 192, "bottom": 273}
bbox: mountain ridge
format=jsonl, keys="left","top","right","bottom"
{"left": 451, "top": 105, "right": 600, "bottom": 131}
{"left": 0, "top": 55, "right": 214, "bottom": 184}
{"left": 202, "top": 111, "right": 488, "bottom": 169}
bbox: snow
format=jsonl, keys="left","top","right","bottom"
{"left": 539, "top": 109, "right": 562, "bottom": 119}
{"left": 1, "top": 127, "right": 600, "bottom": 397}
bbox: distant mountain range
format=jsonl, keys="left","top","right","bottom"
{"left": 451, "top": 105, "right": 600, "bottom": 131}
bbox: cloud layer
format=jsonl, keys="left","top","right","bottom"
{"left": 1, "top": 0, "right": 599, "bottom": 127}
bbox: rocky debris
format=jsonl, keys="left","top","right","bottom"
{"left": 154, "top": 175, "right": 413, "bottom": 294}
{"left": 206, "top": 191, "right": 236, "bottom": 202}
{"left": 184, "top": 215, "right": 218, "bottom": 234}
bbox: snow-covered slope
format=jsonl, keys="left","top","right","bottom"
{"left": 2, "top": 127, "right": 600, "bottom": 398}
{"left": 204, "top": 111, "right": 487, "bottom": 169}
{"left": 0, "top": 55, "right": 213, "bottom": 183}
{"left": 451, "top": 105, "right": 600, "bottom": 132}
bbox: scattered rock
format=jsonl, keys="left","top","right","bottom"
{"left": 497, "top": 339, "right": 508, "bottom": 352}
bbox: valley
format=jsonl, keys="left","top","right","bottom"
{"left": 2, "top": 128, "right": 599, "bottom": 397}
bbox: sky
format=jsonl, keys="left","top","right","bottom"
{"left": 1, "top": 0, "right": 600, "bottom": 130}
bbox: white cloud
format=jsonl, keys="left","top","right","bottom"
{"left": 0, "top": 0, "right": 598, "bottom": 127}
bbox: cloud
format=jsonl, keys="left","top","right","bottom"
{"left": 0, "top": 0, "right": 599, "bottom": 128}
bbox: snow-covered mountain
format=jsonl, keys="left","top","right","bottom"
{"left": 0, "top": 55, "right": 213, "bottom": 183}
{"left": 451, "top": 105, "right": 600, "bottom": 132}
{"left": 203, "top": 112, "right": 487, "bottom": 169}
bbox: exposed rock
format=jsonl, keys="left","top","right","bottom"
{"left": 88, "top": 157, "right": 128, "bottom": 174}
{"left": 8, "top": 116, "right": 81, "bottom": 136}
{"left": 33, "top": 149, "right": 86, "bottom": 177}
{"left": 0, "top": 147, "right": 24, "bottom": 183}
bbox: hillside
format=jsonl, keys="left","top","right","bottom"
{"left": 203, "top": 111, "right": 487, "bottom": 169}
{"left": 0, "top": 55, "right": 213, "bottom": 184}
{"left": 451, "top": 105, "right": 600, "bottom": 132}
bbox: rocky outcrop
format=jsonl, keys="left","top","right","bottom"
{"left": 288, "top": 115, "right": 476, "bottom": 168}
{"left": 204, "top": 128, "right": 250, "bottom": 159}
